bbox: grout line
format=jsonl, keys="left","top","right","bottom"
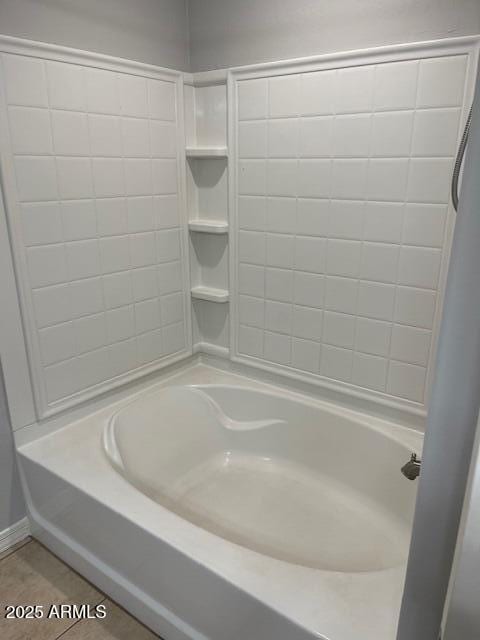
{"left": 52, "top": 616, "right": 86, "bottom": 640}
{"left": 115, "top": 73, "right": 139, "bottom": 369}
{"left": 1, "top": 538, "right": 108, "bottom": 640}
{"left": 350, "top": 65, "right": 376, "bottom": 387}
{"left": 261, "top": 79, "right": 269, "bottom": 360}
{"left": 385, "top": 59, "right": 421, "bottom": 395}
{"left": 81, "top": 66, "right": 104, "bottom": 364}
{"left": 289, "top": 107, "right": 300, "bottom": 368}
{"left": 53, "top": 597, "right": 108, "bottom": 640}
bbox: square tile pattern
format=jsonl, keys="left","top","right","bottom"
{"left": 0, "top": 538, "right": 161, "bottom": 639}
{"left": 1, "top": 53, "right": 188, "bottom": 407}
{"left": 236, "top": 55, "right": 468, "bottom": 405}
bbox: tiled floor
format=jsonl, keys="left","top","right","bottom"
{"left": 0, "top": 537, "right": 161, "bottom": 639}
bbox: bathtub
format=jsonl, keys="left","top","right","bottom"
{"left": 17, "top": 360, "right": 422, "bottom": 640}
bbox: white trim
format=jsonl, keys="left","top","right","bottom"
{"left": 0, "top": 35, "right": 179, "bottom": 80}
{"left": 0, "top": 517, "right": 29, "bottom": 554}
{"left": 227, "top": 73, "right": 236, "bottom": 363}
{"left": 0, "top": 35, "right": 193, "bottom": 419}
{"left": 193, "top": 342, "right": 229, "bottom": 358}
{"left": 184, "top": 69, "right": 227, "bottom": 87}
{"left": 227, "top": 35, "right": 480, "bottom": 418}
{"left": 175, "top": 75, "right": 195, "bottom": 379}
{"left": 14, "top": 353, "right": 202, "bottom": 447}
{"left": 191, "top": 35, "right": 480, "bottom": 84}
{"left": 195, "top": 353, "right": 425, "bottom": 430}
{"left": 232, "top": 352, "right": 427, "bottom": 418}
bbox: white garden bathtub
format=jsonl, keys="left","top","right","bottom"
{"left": 105, "top": 384, "right": 417, "bottom": 574}
{"left": 17, "top": 360, "right": 422, "bottom": 640}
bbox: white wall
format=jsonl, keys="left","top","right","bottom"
{"left": 188, "top": 0, "right": 480, "bottom": 71}
{"left": 0, "top": 0, "right": 190, "bottom": 71}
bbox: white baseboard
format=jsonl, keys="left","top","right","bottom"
{"left": 0, "top": 517, "right": 30, "bottom": 553}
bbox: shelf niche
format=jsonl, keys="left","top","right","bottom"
{"left": 185, "top": 80, "right": 229, "bottom": 356}
{"left": 186, "top": 147, "right": 227, "bottom": 158}
{"left": 186, "top": 156, "right": 227, "bottom": 226}
{"left": 188, "top": 219, "right": 228, "bottom": 234}
{"left": 193, "top": 299, "right": 230, "bottom": 354}
{"left": 191, "top": 286, "right": 229, "bottom": 303}
{"left": 189, "top": 232, "right": 228, "bottom": 291}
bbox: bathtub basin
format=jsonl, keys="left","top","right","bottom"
{"left": 105, "top": 385, "right": 415, "bottom": 573}
{"left": 17, "top": 362, "right": 422, "bottom": 640}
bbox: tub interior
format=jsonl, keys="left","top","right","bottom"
{"left": 104, "top": 384, "right": 418, "bottom": 573}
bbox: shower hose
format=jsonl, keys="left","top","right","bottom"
{"left": 451, "top": 105, "right": 473, "bottom": 212}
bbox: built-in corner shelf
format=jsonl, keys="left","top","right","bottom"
{"left": 185, "top": 81, "right": 230, "bottom": 354}
{"left": 186, "top": 146, "right": 228, "bottom": 158}
{"left": 188, "top": 219, "right": 228, "bottom": 234}
{"left": 191, "top": 286, "right": 229, "bottom": 303}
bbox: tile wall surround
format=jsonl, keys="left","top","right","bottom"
{"left": 0, "top": 48, "right": 190, "bottom": 417}
{"left": 0, "top": 37, "right": 476, "bottom": 422}
{"left": 234, "top": 53, "right": 471, "bottom": 408}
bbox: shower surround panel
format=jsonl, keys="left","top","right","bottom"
{"left": 231, "top": 44, "right": 476, "bottom": 411}
{"left": 0, "top": 41, "right": 191, "bottom": 417}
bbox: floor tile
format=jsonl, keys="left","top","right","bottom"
{"left": 58, "top": 600, "right": 160, "bottom": 639}
{"left": 0, "top": 540, "right": 103, "bottom": 640}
